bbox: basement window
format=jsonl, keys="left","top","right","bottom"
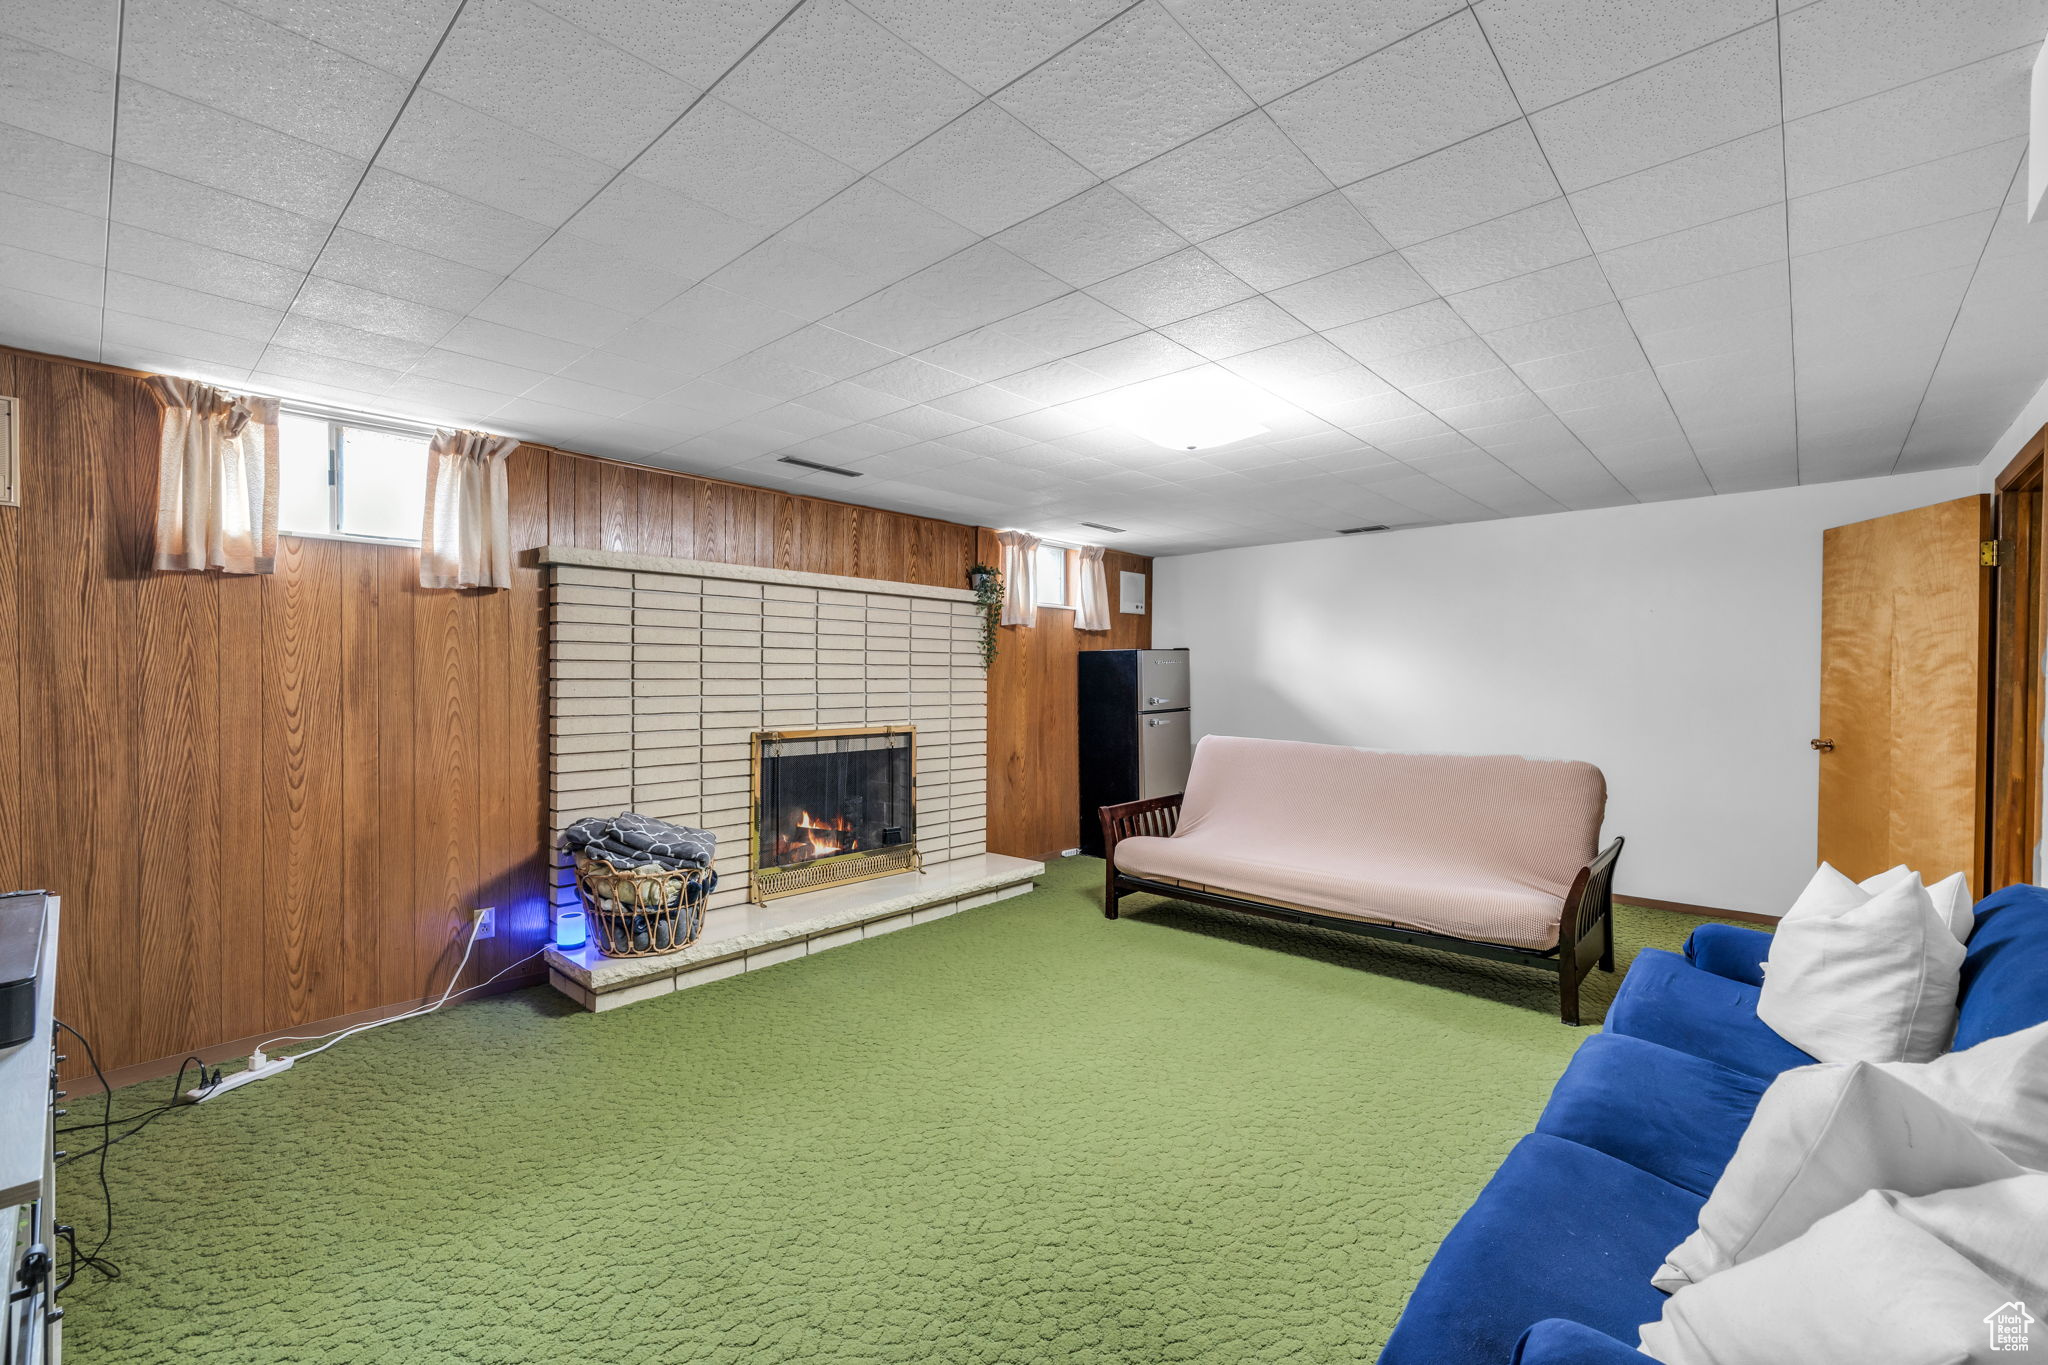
{"left": 1034, "top": 542, "right": 1071, "bottom": 609}
{"left": 278, "top": 408, "right": 430, "bottom": 544}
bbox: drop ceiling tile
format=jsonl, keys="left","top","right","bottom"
{"left": 1618, "top": 259, "right": 1787, "bottom": 334}
{"left": 716, "top": 0, "right": 978, "bottom": 172}
{"left": 1084, "top": 246, "right": 1255, "bottom": 326}
{"left": 564, "top": 173, "right": 766, "bottom": 279}
{"left": 1597, "top": 202, "right": 1785, "bottom": 298}
{"left": 253, "top": 345, "right": 408, "bottom": 394}
{"left": 219, "top": 0, "right": 457, "bottom": 77}
{"left": 935, "top": 384, "right": 1043, "bottom": 424}
{"left": 702, "top": 237, "right": 881, "bottom": 319}
{"left": 1476, "top": 0, "right": 1771, "bottom": 111}
{"left": 519, "top": 374, "right": 651, "bottom": 417}
{"left": 1162, "top": 0, "right": 1463, "bottom": 103}
{"left": 270, "top": 313, "right": 429, "bottom": 369}
{"left": 374, "top": 91, "right": 613, "bottom": 227}
{"left": 632, "top": 282, "right": 805, "bottom": 356}
{"left": 411, "top": 346, "right": 551, "bottom": 395}
{"left": 288, "top": 275, "right": 461, "bottom": 346}
{"left": 116, "top": 81, "right": 365, "bottom": 223}
{"left": 0, "top": 0, "right": 119, "bottom": 66}
{"left": 339, "top": 170, "right": 554, "bottom": 274}
{"left": 0, "top": 241, "right": 103, "bottom": 305}
{"left": 110, "top": 162, "right": 329, "bottom": 270}
{"left": 1370, "top": 335, "right": 1502, "bottom": 387}
{"left": 631, "top": 98, "right": 859, "bottom": 234}
{"left": 529, "top": 0, "right": 787, "bottom": 89}
{"left": 1070, "top": 331, "right": 1203, "bottom": 385}
{"left": 1113, "top": 112, "right": 1330, "bottom": 242}
{"left": 826, "top": 241, "right": 1067, "bottom": 350}
{"left": 1531, "top": 25, "right": 1780, "bottom": 192}
{"left": 1268, "top": 11, "right": 1520, "bottom": 185}
{"left": 381, "top": 374, "right": 513, "bottom": 419}
{"left": 746, "top": 322, "right": 899, "bottom": 383}
{"left": 1442, "top": 254, "right": 1613, "bottom": 331}
{"left": 107, "top": 222, "right": 304, "bottom": 308}
{"left": 1567, "top": 129, "right": 1784, "bottom": 253}
{"left": 122, "top": 0, "right": 408, "bottom": 158}
{"left": 311, "top": 228, "right": 503, "bottom": 313}
{"left": 853, "top": 355, "right": 978, "bottom": 404}
{"left": 850, "top": 0, "right": 1129, "bottom": 96}
{"left": 992, "top": 3, "right": 1253, "bottom": 178}
{"left": 471, "top": 278, "right": 636, "bottom": 346}
{"left": 872, "top": 102, "right": 1095, "bottom": 236}
{"left": 1791, "top": 211, "right": 1997, "bottom": 302}
{"left": 1222, "top": 334, "right": 1355, "bottom": 389}
{"left": 1481, "top": 301, "right": 1637, "bottom": 363}
{"left": 103, "top": 310, "right": 266, "bottom": 368}
{"left": 0, "top": 285, "right": 100, "bottom": 353}
{"left": 794, "top": 378, "right": 911, "bottom": 422}
{"left": 867, "top": 403, "right": 976, "bottom": 441}
{"left": 0, "top": 120, "right": 108, "bottom": 215}
{"left": 1340, "top": 119, "right": 1559, "bottom": 248}
{"left": 1512, "top": 337, "right": 1651, "bottom": 391}
{"left": 1782, "top": 48, "right": 2033, "bottom": 195}
{"left": 438, "top": 314, "right": 588, "bottom": 372}
{"left": 105, "top": 271, "right": 282, "bottom": 340}
{"left": 1199, "top": 192, "right": 1392, "bottom": 291}
{"left": 1267, "top": 252, "right": 1438, "bottom": 329}
{"left": 509, "top": 234, "right": 691, "bottom": 316}
{"left": 1788, "top": 138, "right": 2021, "bottom": 257}
{"left": 420, "top": 0, "right": 697, "bottom": 167}
{"left": 776, "top": 179, "right": 979, "bottom": 283}
{"left": 1157, "top": 296, "right": 1312, "bottom": 359}
{"left": 0, "top": 32, "right": 113, "bottom": 149}
{"left": 1639, "top": 307, "right": 1791, "bottom": 368}
{"left": 1779, "top": 0, "right": 2045, "bottom": 120}
{"left": 1401, "top": 197, "right": 1590, "bottom": 294}
{"left": 993, "top": 184, "right": 1188, "bottom": 288}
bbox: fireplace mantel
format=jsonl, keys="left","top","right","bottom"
{"left": 537, "top": 545, "right": 979, "bottom": 603}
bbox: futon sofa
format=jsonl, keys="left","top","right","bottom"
{"left": 1375, "top": 882, "right": 2048, "bottom": 1365}
{"left": 1100, "top": 736, "right": 1624, "bottom": 1023}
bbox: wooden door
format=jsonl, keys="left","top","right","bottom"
{"left": 1988, "top": 427, "right": 2047, "bottom": 891}
{"left": 1817, "top": 495, "right": 1991, "bottom": 885}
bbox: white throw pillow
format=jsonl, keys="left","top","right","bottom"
{"left": 1757, "top": 869, "right": 1964, "bottom": 1062}
{"left": 1873, "top": 1021, "right": 2048, "bottom": 1170}
{"left": 1640, "top": 1189, "right": 2027, "bottom": 1365}
{"left": 1654, "top": 1062, "right": 2022, "bottom": 1292}
{"left": 1858, "top": 863, "right": 1974, "bottom": 942}
{"left": 1889, "top": 1173, "right": 2048, "bottom": 1307}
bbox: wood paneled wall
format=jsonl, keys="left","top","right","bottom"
{"left": 0, "top": 346, "right": 1139, "bottom": 1080}
{"left": 979, "top": 530, "right": 1154, "bottom": 859}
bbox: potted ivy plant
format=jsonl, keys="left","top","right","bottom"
{"left": 967, "top": 564, "right": 1003, "bottom": 670}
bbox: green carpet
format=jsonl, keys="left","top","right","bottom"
{"left": 59, "top": 858, "right": 1730, "bottom": 1364}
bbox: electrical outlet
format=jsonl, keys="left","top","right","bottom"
{"left": 473, "top": 907, "right": 496, "bottom": 940}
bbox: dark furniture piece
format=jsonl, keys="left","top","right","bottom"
{"left": 1099, "top": 793, "right": 1623, "bottom": 1025}
{"left": 1076, "top": 648, "right": 1190, "bottom": 857}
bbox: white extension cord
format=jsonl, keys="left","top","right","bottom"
{"left": 185, "top": 916, "right": 539, "bottom": 1104}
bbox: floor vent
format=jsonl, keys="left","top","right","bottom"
{"left": 778, "top": 455, "right": 863, "bottom": 477}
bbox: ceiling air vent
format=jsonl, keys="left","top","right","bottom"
{"left": 777, "top": 454, "right": 862, "bottom": 478}
{"left": 1336, "top": 524, "right": 1390, "bottom": 535}
{"left": 1079, "top": 521, "right": 1126, "bottom": 534}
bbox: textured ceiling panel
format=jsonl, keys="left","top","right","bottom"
{"left": 1, "top": 0, "right": 2045, "bottom": 555}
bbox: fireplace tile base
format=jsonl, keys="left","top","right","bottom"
{"left": 545, "top": 852, "right": 1044, "bottom": 1012}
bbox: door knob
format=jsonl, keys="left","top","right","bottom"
{"left": 1810, "top": 738, "right": 1835, "bottom": 752}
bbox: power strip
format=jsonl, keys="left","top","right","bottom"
{"left": 185, "top": 1052, "right": 294, "bottom": 1103}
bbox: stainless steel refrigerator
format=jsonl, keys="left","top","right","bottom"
{"left": 1077, "top": 648, "right": 1192, "bottom": 856}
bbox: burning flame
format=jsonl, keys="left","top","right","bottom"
{"left": 791, "top": 808, "right": 856, "bottom": 858}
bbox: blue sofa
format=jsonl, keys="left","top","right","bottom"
{"left": 1377, "top": 883, "right": 2048, "bottom": 1365}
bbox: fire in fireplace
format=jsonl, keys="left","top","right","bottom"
{"left": 751, "top": 727, "right": 918, "bottom": 901}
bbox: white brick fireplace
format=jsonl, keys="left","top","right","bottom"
{"left": 538, "top": 546, "right": 1041, "bottom": 1010}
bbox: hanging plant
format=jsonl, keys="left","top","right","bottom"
{"left": 968, "top": 563, "right": 1003, "bottom": 670}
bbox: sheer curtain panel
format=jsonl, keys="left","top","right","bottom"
{"left": 148, "top": 376, "right": 278, "bottom": 574}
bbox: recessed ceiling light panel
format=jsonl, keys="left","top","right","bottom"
{"left": 1102, "top": 371, "right": 1271, "bottom": 452}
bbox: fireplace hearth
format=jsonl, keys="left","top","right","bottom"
{"left": 751, "top": 727, "right": 918, "bottom": 901}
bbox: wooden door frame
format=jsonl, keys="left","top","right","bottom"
{"left": 1988, "top": 423, "right": 2048, "bottom": 892}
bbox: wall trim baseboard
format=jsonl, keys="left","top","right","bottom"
{"left": 65, "top": 968, "right": 547, "bottom": 1097}
{"left": 1618, "top": 893, "right": 1777, "bottom": 925}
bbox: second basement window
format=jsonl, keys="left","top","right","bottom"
{"left": 1035, "top": 543, "right": 1071, "bottom": 609}
{"left": 278, "top": 409, "right": 431, "bottom": 544}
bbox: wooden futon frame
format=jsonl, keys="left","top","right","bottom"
{"left": 1099, "top": 794, "right": 1625, "bottom": 1025}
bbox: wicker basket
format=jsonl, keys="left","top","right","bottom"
{"left": 571, "top": 854, "right": 713, "bottom": 958}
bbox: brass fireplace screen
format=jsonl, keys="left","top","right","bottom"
{"left": 749, "top": 726, "right": 918, "bottom": 902}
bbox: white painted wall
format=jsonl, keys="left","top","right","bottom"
{"left": 1153, "top": 469, "right": 1978, "bottom": 918}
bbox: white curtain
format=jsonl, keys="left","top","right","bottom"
{"left": 147, "top": 376, "right": 278, "bottom": 574}
{"left": 1075, "top": 544, "right": 1110, "bottom": 631}
{"left": 420, "top": 427, "right": 520, "bottom": 590}
{"left": 996, "top": 529, "right": 1039, "bottom": 627}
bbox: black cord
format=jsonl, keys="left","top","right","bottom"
{"left": 52, "top": 1020, "right": 125, "bottom": 1290}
